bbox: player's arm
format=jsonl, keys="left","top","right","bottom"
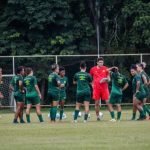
{"left": 136, "top": 80, "right": 140, "bottom": 93}
{"left": 141, "top": 74, "right": 148, "bottom": 85}
{"left": 9, "top": 79, "right": 14, "bottom": 92}
{"left": 35, "top": 84, "right": 42, "bottom": 99}
{"left": 107, "top": 66, "right": 118, "bottom": 72}
{"left": 56, "top": 76, "right": 64, "bottom": 88}
{"left": 9, "top": 84, "right": 14, "bottom": 92}
{"left": 100, "top": 71, "right": 110, "bottom": 83}
{"left": 73, "top": 74, "right": 77, "bottom": 85}
{"left": 122, "top": 82, "right": 129, "bottom": 91}
{"left": 34, "top": 77, "right": 42, "bottom": 99}
{"left": 19, "top": 80, "right": 24, "bottom": 93}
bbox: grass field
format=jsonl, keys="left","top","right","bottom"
{"left": 0, "top": 109, "right": 150, "bottom": 150}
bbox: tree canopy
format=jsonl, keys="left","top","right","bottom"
{"left": 0, "top": 0, "right": 149, "bottom": 55}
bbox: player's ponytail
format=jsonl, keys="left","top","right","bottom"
{"left": 25, "top": 67, "right": 33, "bottom": 75}
{"left": 80, "top": 61, "right": 86, "bottom": 69}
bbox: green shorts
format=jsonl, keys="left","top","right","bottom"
{"left": 47, "top": 90, "right": 60, "bottom": 103}
{"left": 59, "top": 90, "right": 66, "bottom": 101}
{"left": 135, "top": 91, "right": 146, "bottom": 101}
{"left": 14, "top": 91, "right": 25, "bottom": 103}
{"left": 109, "top": 93, "right": 122, "bottom": 104}
{"left": 76, "top": 91, "right": 91, "bottom": 103}
{"left": 26, "top": 92, "right": 40, "bottom": 105}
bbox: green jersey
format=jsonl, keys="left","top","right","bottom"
{"left": 141, "top": 71, "right": 150, "bottom": 84}
{"left": 10, "top": 75, "right": 23, "bottom": 92}
{"left": 59, "top": 76, "right": 68, "bottom": 91}
{"left": 111, "top": 72, "right": 128, "bottom": 95}
{"left": 24, "top": 76, "right": 37, "bottom": 93}
{"left": 140, "top": 71, "right": 149, "bottom": 96}
{"left": 48, "top": 72, "right": 60, "bottom": 92}
{"left": 73, "top": 71, "right": 92, "bottom": 93}
{"left": 132, "top": 74, "right": 145, "bottom": 94}
{"left": 141, "top": 71, "right": 150, "bottom": 82}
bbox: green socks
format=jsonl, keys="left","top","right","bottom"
{"left": 110, "top": 111, "right": 115, "bottom": 119}
{"left": 117, "top": 112, "right": 121, "bottom": 120}
{"left": 74, "top": 110, "right": 79, "bottom": 120}
{"left": 60, "top": 109, "right": 64, "bottom": 120}
{"left": 132, "top": 113, "right": 136, "bottom": 120}
{"left": 143, "top": 105, "right": 150, "bottom": 115}
{"left": 38, "top": 114, "right": 44, "bottom": 122}
{"left": 50, "top": 106, "right": 57, "bottom": 121}
{"left": 84, "top": 113, "right": 88, "bottom": 121}
{"left": 26, "top": 114, "right": 30, "bottom": 123}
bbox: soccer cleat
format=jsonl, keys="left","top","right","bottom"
{"left": 74, "top": 120, "right": 78, "bottom": 123}
{"left": 83, "top": 120, "right": 87, "bottom": 123}
{"left": 110, "top": 119, "right": 116, "bottom": 122}
{"left": 20, "top": 119, "right": 26, "bottom": 123}
{"left": 146, "top": 115, "right": 150, "bottom": 120}
{"left": 13, "top": 119, "right": 19, "bottom": 124}
{"left": 137, "top": 116, "right": 146, "bottom": 121}
{"left": 97, "top": 116, "right": 101, "bottom": 121}
{"left": 130, "top": 117, "right": 136, "bottom": 121}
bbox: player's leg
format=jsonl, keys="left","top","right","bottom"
{"left": 13, "top": 102, "right": 20, "bottom": 123}
{"left": 51, "top": 100, "right": 59, "bottom": 122}
{"left": 18, "top": 102, "right": 25, "bottom": 123}
{"left": 143, "top": 98, "right": 150, "bottom": 119}
{"left": 134, "top": 97, "right": 146, "bottom": 120}
{"left": 93, "top": 88, "right": 101, "bottom": 120}
{"left": 101, "top": 88, "right": 111, "bottom": 120}
{"left": 108, "top": 94, "right": 115, "bottom": 121}
{"left": 131, "top": 98, "right": 137, "bottom": 120}
{"left": 83, "top": 101, "right": 89, "bottom": 123}
{"left": 35, "top": 103, "right": 44, "bottom": 122}
{"left": 116, "top": 104, "right": 122, "bottom": 121}
{"left": 26, "top": 103, "right": 32, "bottom": 123}
{"left": 74, "top": 102, "right": 81, "bottom": 122}
{"left": 49, "top": 91, "right": 59, "bottom": 123}
{"left": 0, "top": 93, "right": 4, "bottom": 118}
{"left": 59, "top": 100, "right": 65, "bottom": 120}
{"left": 83, "top": 92, "right": 90, "bottom": 122}
{"left": 116, "top": 95, "right": 122, "bottom": 121}
{"left": 95, "top": 100, "right": 101, "bottom": 120}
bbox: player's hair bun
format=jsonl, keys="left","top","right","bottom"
{"left": 51, "top": 63, "right": 59, "bottom": 71}
{"left": 80, "top": 61, "right": 86, "bottom": 68}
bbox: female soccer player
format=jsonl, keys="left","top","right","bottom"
{"left": 24, "top": 67, "right": 44, "bottom": 123}
{"left": 0, "top": 68, "right": 4, "bottom": 99}
{"left": 47, "top": 64, "right": 63, "bottom": 123}
{"left": 130, "top": 65, "right": 146, "bottom": 120}
{"left": 109, "top": 67, "right": 128, "bottom": 122}
{"left": 136, "top": 63, "right": 150, "bottom": 119}
{"left": 10, "top": 66, "right": 25, "bottom": 123}
{"left": 0, "top": 68, "right": 4, "bottom": 119}
{"left": 73, "top": 61, "right": 92, "bottom": 123}
{"left": 59, "top": 67, "right": 68, "bottom": 120}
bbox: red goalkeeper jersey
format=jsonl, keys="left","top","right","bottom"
{"left": 90, "top": 66, "right": 109, "bottom": 89}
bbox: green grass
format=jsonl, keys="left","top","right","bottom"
{"left": 0, "top": 109, "right": 150, "bottom": 150}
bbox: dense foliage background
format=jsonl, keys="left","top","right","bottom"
{"left": 0, "top": 0, "right": 149, "bottom": 104}
{"left": 0, "top": 0, "right": 149, "bottom": 55}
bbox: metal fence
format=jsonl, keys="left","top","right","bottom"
{"left": 0, "top": 53, "right": 150, "bottom": 106}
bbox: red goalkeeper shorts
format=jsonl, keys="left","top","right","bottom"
{"left": 92, "top": 87, "right": 109, "bottom": 101}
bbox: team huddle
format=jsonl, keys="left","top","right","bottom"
{"left": 1, "top": 57, "right": 150, "bottom": 123}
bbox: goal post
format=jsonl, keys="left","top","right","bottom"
{"left": 0, "top": 53, "right": 150, "bottom": 109}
